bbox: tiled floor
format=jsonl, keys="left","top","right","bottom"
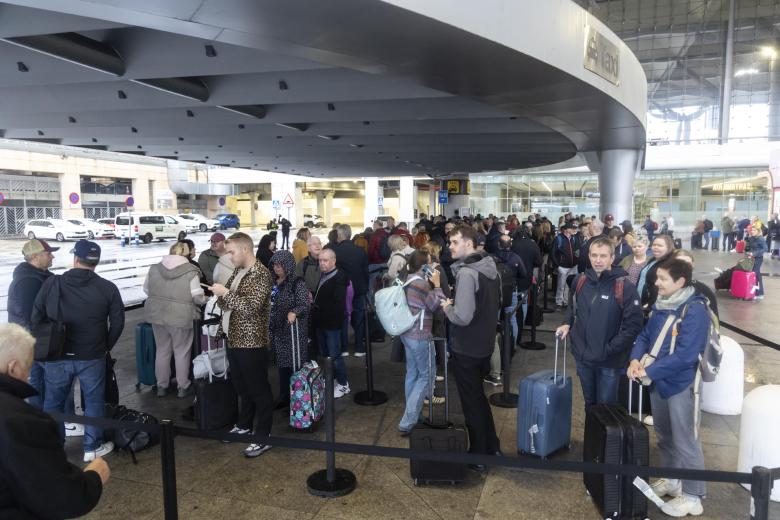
{"left": 62, "top": 249, "right": 780, "bottom": 519}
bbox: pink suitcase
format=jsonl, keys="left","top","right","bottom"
{"left": 730, "top": 270, "right": 756, "bottom": 300}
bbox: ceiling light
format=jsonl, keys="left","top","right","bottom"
{"left": 237, "top": 124, "right": 245, "bottom": 129}
{"left": 37, "top": 130, "right": 44, "bottom": 136}
{"left": 278, "top": 80, "right": 288, "bottom": 90}
{"left": 186, "top": 110, "right": 194, "bottom": 117}
{"left": 760, "top": 46, "right": 777, "bottom": 59}
{"left": 541, "top": 181, "right": 552, "bottom": 193}
{"left": 131, "top": 127, "right": 138, "bottom": 133}
{"left": 68, "top": 116, "right": 76, "bottom": 123}
{"left": 91, "top": 137, "right": 97, "bottom": 143}
{"left": 734, "top": 68, "right": 759, "bottom": 77}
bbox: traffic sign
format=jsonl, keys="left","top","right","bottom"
{"left": 438, "top": 190, "right": 449, "bottom": 204}
{"left": 272, "top": 199, "right": 281, "bottom": 210}
{"left": 125, "top": 196, "right": 134, "bottom": 207}
{"left": 378, "top": 195, "right": 384, "bottom": 206}
{"left": 218, "top": 196, "right": 226, "bottom": 207}
{"left": 282, "top": 193, "right": 294, "bottom": 207}
{"left": 68, "top": 192, "right": 80, "bottom": 204}
{"left": 0, "top": 192, "right": 5, "bottom": 204}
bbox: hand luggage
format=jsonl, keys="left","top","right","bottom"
{"left": 135, "top": 323, "right": 156, "bottom": 389}
{"left": 730, "top": 270, "right": 756, "bottom": 300}
{"left": 714, "top": 267, "right": 734, "bottom": 290}
{"left": 517, "top": 335, "right": 572, "bottom": 457}
{"left": 735, "top": 240, "right": 746, "bottom": 253}
{"left": 583, "top": 382, "right": 649, "bottom": 519}
{"left": 193, "top": 337, "right": 238, "bottom": 431}
{"left": 410, "top": 337, "right": 468, "bottom": 485}
{"left": 618, "top": 375, "right": 650, "bottom": 416}
{"left": 289, "top": 320, "right": 325, "bottom": 430}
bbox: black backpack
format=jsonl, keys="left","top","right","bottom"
{"left": 379, "top": 232, "right": 391, "bottom": 259}
{"left": 493, "top": 257, "right": 516, "bottom": 309}
{"left": 107, "top": 405, "right": 159, "bottom": 463}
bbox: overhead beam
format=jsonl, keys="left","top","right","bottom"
{"left": 2, "top": 32, "right": 124, "bottom": 76}
{"left": 131, "top": 77, "right": 209, "bottom": 103}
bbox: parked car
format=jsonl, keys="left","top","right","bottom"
{"left": 97, "top": 218, "right": 116, "bottom": 231}
{"left": 23, "top": 218, "right": 89, "bottom": 242}
{"left": 114, "top": 212, "right": 187, "bottom": 244}
{"left": 215, "top": 213, "right": 240, "bottom": 230}
{"left": 303, "top": 213, "right": 327, "bottom": 228}
{"left": 177, "top": 213, "right": 220, "bottom": 232}
{"left": 175, "top": 214, "right": 200, "bottom": 234}
{"left": 67, "top": 218, "right": 115, "bottom": 240}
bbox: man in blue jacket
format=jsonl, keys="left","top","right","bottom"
{"left": 556, "top": 237, "right": 644, "bottom": 409}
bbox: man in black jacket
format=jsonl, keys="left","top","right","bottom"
{"left": 0, "top": 323, "right": 109, "bottom": 519}
{"left": 32, "top": 240, "right": 125, "bottom": 462}
{"left": 556, "top": 237, "right": 643, "bottom": 410}
{"left": 8, "top": 239, "right": 57, "bottom": 409}
{"left": 332, "top": 224, "right": 369, "bottom": 356}
{"left": 552, "top": 224, "right": 578, "bottom": 307}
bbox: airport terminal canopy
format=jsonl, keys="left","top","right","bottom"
{"left": 0, "top": 0, "right": 646, "bottom": 178}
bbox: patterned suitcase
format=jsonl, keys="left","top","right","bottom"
{"left": 730, "top": 270, "right": 756, "bottom": 300}
{"left": 289, "top": 321, "right": 325, "bottom": 430}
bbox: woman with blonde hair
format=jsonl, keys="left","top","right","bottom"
{"left": 619, "top": 234, "right": 650, "bottom": 286}
{"left": 385, "top": 234, "right": 414, "bottom": 282}
{"left": 292, "top": 227, "right": 310, "bottom": 263}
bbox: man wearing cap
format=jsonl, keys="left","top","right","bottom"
{"left": 32, "top": 240, "right": 125, "bottom": 463}
{"left": 603, "top": 214, "right": 617, "bottom": 234}
{"left": 197, "top": 232, "right": 227, "bottom": 285}
{"left": 8, "top": 239, "right": 58, "bottom": 409}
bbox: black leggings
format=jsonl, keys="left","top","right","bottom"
{"left": 278, "top": 366, "right": 293, "bottom": 404}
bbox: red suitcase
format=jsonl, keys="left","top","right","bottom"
{"left": 735, "top": 240, "right": 746, "bottom": 253}
{"left": 730, "top": 270, "right": 756, "bottom": 300}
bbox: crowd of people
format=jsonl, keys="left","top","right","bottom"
{"left": 1, "top": 206, "right": 768, "bottom": 518}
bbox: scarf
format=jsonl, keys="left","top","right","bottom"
{"left": 654, "top": 285, "right": 695, "bottom": 311}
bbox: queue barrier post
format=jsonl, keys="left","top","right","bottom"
{"left": 542, "top": 263, "right": 555, "bottom": 314}
{"left": 489, "top": 310, "right": 519, "bottom": 408}
{"left": 159, "top": 419, "right": 178, "bottom": 520}
{"left": 307, "top": 356, "right": 357, "bottom": 497}
{"left": 354, "top": 298, "right": 388, "bottom": 406}
{"left": 520, "top": 278, "right": 546, "bottom": 351}
{"left": 750, "top": 466, "right": 773, "bottom": 520}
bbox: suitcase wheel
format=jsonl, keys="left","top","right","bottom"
{"left": 135, "top": 383, "right": 140, "bottom": 392}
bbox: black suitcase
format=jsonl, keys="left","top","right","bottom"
{"left": 583, "top": 383, "right": 649, "bottom": 519}
{"left": 194, "top": 375, "right": 238, "bottom": 430}
{"left": 410, "top": 337, "right": 468, "bottom": 485}
{"left": 617, "top": 377, "right": 650, "bottom": 416}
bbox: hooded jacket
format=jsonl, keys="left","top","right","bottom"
{"left": 143, "top": 255, "right": 205, "bottom": 329}
{"left": 0, "top": 374, "right": 102, "bottom": 519}
{"left": 630, "top": 292, "right": 710, "bottom": 398}
{"left": 31, "top": 269, "right": 125, "bottom": 360}
{"left": 563, "top": 267, "right": 644, "bottom": 368}
{"left": 269, "top": 250, "right": 309, "bottom": 368}
{"left": 444, "top": 251, "right": 501, "bottom": 358}
{"left": 8, "top": 262, "right": 52, "bottom": 330}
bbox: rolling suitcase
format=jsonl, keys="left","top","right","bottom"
{"left": 135, "top": 323, "right": 156, "bottom": 389}
{"left": 583, "top": 383, "right": 649, "bottom": 519}
{"left": 730, "top": 270, "right": 756, "bottom": 300}
{"left": 517, "top": 335, "right": 572, "bottom": 457}
{"left": 618, "top": 376, "right": 650, "bottom": 416}
{"left": 409, "top": 337, "right": 468, "bottom": 485}
{"left": 289, "top": 321, "right": 325, "bottom": 430}
{"left": 193, "top": 337, "right": 238, "bottom": 431}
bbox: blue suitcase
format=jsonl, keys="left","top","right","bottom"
{"left": 517, "top": 335, "right": 572, "bottom": 457}
{"left": 135, "top": 323, "right": 157, "bottom": 389}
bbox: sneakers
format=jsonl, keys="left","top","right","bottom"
{"left": 483, "top": 375, "right": 502, "bottom": 387}
{"left": 651, "top": 478, "right": 682, "bottom": 498}
{"left": 243, "top": 443, "right": 272, "bottom": 458}
{"left": 65, "top": 422, "right": 84, "bottom": 437}
{"left": 177, "top": 385, "right": 194, "bottom": 398}
{"left": 643, "top": 415, "right": 654, "bottom": 426}
{"left": 83, "top": 441, "right": 114, "bottom": 462}
{"left": 340, "top": 352, "right": 350, "bottom": 357}
{"left": 156, "top": 386, "right": 168, "bottom": 397}
{"left": 435, "top": 375, "right": 444, "bottom": 382}
{"left": 223, "top": 425, "right": 251, "bottom": 444}
{"left": 334, "top": 383, "right": 351, "bottom": 399}
{"left": 424, "top": 396, "right": 445, "bottom": 405}
{"left": 660, "top": 494, "right": 703, "bottom": 517}
{"left": 353, "top": 352, "right": 366, "bottom": 358}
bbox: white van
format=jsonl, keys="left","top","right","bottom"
{"left": 114, "top": 212, "right": 187, "bottom": 243}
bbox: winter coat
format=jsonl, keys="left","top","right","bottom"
{"left": 213, "top": 253, "right": 235, "bottom": 286}
{"left": 217, "top": 261, "right": 273, "bottom": 348}
{"left": 552, "top": 234, "right": 578, "bottom": 268}
{"left": 269, "top": 251, "right": 309, "bottom": 369}
{"left": 197, "top": 248, "right": 220, "bottom": 285}
{"left": 510, "top": 236, "right": 542, "bottom": 280}
{"left": 630, "top": 292, "right": 710, "bottom": 398}
{"left": 143, "top": 255, "right": 205, "bottom": 329}
{"left": 495, "top": 248, "right": 531, "bottom": 291}
{"left": 296, "top": 254, "right": 321, "bottom": 294}
{"left": 386, "top": 247, "right": 414, "bottom": 281}
{"left": 612, "top": 240, "right": 631, "bottom": 267}
{"left": 563, "top": 268, "right": 644, "bottom": 369}
{"left": 8, "top": 262, "right": 52, "bottom": 330}
{"left": 368, "top": 228, "right": 390, "bottom": 264}
{"left": 746, "top": 236, "right": 768, "bottom": 257}
{"left": 332, "top": 240, "right": 369, "bottom": 296}
{"left": 721, "top": 216, "right": 735, "bottom": 234}
{"left": 31, "top": 269, "right": 125, "bottom": 361}
{"left": 312, "top": 268, "right": 348, "bottom": 330}
{"left": 0, "top": 374, "right": 102, "bottom": 519}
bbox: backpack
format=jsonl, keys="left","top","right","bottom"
{"left": 671, "top": 300, "right": 722, "bottom": 383}
{"left": 379, "top": 232, "right": 391, "bottom": 259}
{"left": 374, "top": 276, "right": 425, "bottom": 336}
{"left": 573, "top": 274, "right": 625, "bottom": 312}
{"left": 494, "top": 258, "right": 516, "bottom": 309}
{"left": 108, "top": 405, "right": 160, "bottom": 463}
{"left": 652, "top": 221, "right": 659, "bottom": 231}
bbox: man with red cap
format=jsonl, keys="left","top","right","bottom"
{"left": 197, "top": 232, "right": 227, "bottom": 285}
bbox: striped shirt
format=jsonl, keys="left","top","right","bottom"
{"left": 401, "top": 275, "right": 445, "bottom": 341}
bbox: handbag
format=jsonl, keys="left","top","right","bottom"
{"left": 32, "top": 277, "right": 66, "bottom": 361}
{"left": 192, "top": 336, "right": 228, "bottom": 380}
{"left": 638, "top": 314, "right": 676, "bottom": 386}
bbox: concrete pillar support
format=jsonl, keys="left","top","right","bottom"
{"left": 399, "top": 177, "right": 415, "bottom": 226}
{"left": 588, "top": 149, "right": 642, "bottom": 223}
{"left": 363, "top": 177, "right": 379, "bottom": 230}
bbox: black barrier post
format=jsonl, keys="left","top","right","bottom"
{"left": 354, "top": 299, "right": 388, "bottom": 406}
{"left": 542, "top": 264, "right": 555, "bottom": 314}
{"left": 159, "top": 420, "right": 178, "bottom": 520}
{"left": 750, "top": 466, "right": 773, "bottom": 520}
{"left": 308, "top": 357, "right": 357, "bottom": 497}
{"left": 520, "top": 279, "right": 546, "bottom": 350}
{"left": 490, "top": 311, "right": 519, "bottom": 408}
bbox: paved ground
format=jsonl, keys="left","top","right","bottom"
{"left": 44, "top": 249, "right": 780, "bottom": 519}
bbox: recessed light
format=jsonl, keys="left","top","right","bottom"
{"left": 37, "top": 130, "right": 44, "bottom": 136}
{"left": 92, "top": 138, "right": 98, "bottom": 143}
{"left": 131, "top": 127, "right": 138, "bottom": 133}
{"left": 278, "top": 80, "right": 288, "bottom": 90}
{"left": 238, "top": 124, "right": 245, "bottom": 129}
{"left": 137, "top": 145, "right": 142, "bottom": 149}
{"left": 186, "top": 110, "right": 194, "bottom": 117}
{"left": 68, "top": 116, "right": 76, "bottom": 123}
{"left": 327, "top": 103, "right": 335, "bottom": 111}
{"left": 178, "top": 137, "right": 184, "bottom": 141}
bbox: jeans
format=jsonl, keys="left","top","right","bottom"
{"left": 27, "top": 361, "right": 45, "bottom": 409}
{"left": 281, "top": 232, "right": 289, "bottom": 250}
{"left": 703, "top": 232, "right": 710, "bottom": 249}
{"left": 575, "top": 359, "right": 621, "bottom": 410}
{"left": 399, "top": 336, "right": 432, "bottom": 431}
{"left": 341, "top": 296, "right": 366, "bottom": 354}
{"left": 43, "top": 358, "right": 106, "bottom": 452}
{"left": 556, "top": 266, "right": 576, "bottom": 305}
{"left": 316, "top": 328, "right": 348, "bottom": 386}
{"left": 753, "top": 256, "right": 764, "bottom": 296}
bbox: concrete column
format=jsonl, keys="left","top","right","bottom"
{"left": 249, "top": 191, "right": 257, "bottom": 227}
{"left": 678, "top": 180, "right": 700, "bottom": 212}
{"left": 594, "top": 149, "right": 642, "bottom": 223}
{"left": 316, "top": 191, "right": 326, "bottom": 219}
{"left": 59, "top": 167, "right": 83, "bottom": 218}
{"left": 325, "top": 191, "right": 334, "bottom": 224}
{"left": 363, "top": 177, "right": 379, "bottom": 229}
{"left": 132, "top": 178, "right": 151, "bottom": 212}
{"left": 399, "top": 177, "right": 415, "bottom": 226}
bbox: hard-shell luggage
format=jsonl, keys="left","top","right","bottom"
{"left": 193, "top": 336, "right": 237, "bottom": 431}
{"left": 517, "top": 335, "right": 572, "bottom": 457}
{"left": 135, "top": 323, "right": 156, "bottom": 389}
{"left": 289, "top": 320, "right": 325, "bottom": 430}
{"left": 730, "top": 270, "right": 756, "bottom": 300}
{"left": 673, "top": 238, "right": 682, "bottom": 250}
{"left": 735, "top": 240, "right": 746, "bottom": 253}
{"left": 410, "top": 337, "right": 468, "bottom": 485}
{"left": 618, "top": 376, "right": 650, "bottom": 416}
{"left": 583, "top": 382, "right": 649, "bottom": 519}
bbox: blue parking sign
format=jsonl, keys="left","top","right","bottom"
{"left": 438, "top": 190, "right": 449, "bottom": 204}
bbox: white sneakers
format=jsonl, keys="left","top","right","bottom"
{"left": 334, "top": 383, "right": 351, "bottom": 399}
{"left": 661, "top": 495, "right": 704, "bottom": 517}
{"left": 223, "top": 425, "right": 250, "bottom": 444}
{"left": 642, "top": 415, "right": 654, "bottom": 426}
{"left": 65, "top": 422, "right": 84, "bottom": 437}
{"left": 652, "top": 478, "right": 682, "bottom": 498}
{"left": 83, "top": 441, "right": 114, "bottom": 462}
{"left": 243, "top": 443, "right": 272, "bottom": 458}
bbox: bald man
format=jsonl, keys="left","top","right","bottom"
{"left": 0, "top": 323, "right": 109, "bottom": 518}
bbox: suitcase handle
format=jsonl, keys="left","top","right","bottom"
{"left": 291, "top": 320, "right": 302, "bottom": 372}
{"left": 553, "top": 334, "right": 567, "bottom": 386}
{"left": 627, "top": 377, "right": 643, "bottom": 422}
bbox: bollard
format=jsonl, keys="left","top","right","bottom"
{"left": 520, "top": 279, "right": 546, "bottom": 350}
{"left": 307, "top": 357, "right": 357, "bottom": 497}
{"left": 120, "top": 231, "right": 126, "bottom": 247}
{"left": 750, "top": 466, "right": 773, "bottom": 520}
{"left": 542, "top": 264, "right": 555, "bottom": 314}
{"left": 490, "top": 310, "right": 519, "bottom": 408}
{"left": 133, "top": 232, "right": 140, "bottom": 247}
{"left": 354, "top": 299, "right": 388, "bottom": 406}
{"left": 159, "top": 420, "right": 178, "bottom": 520}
